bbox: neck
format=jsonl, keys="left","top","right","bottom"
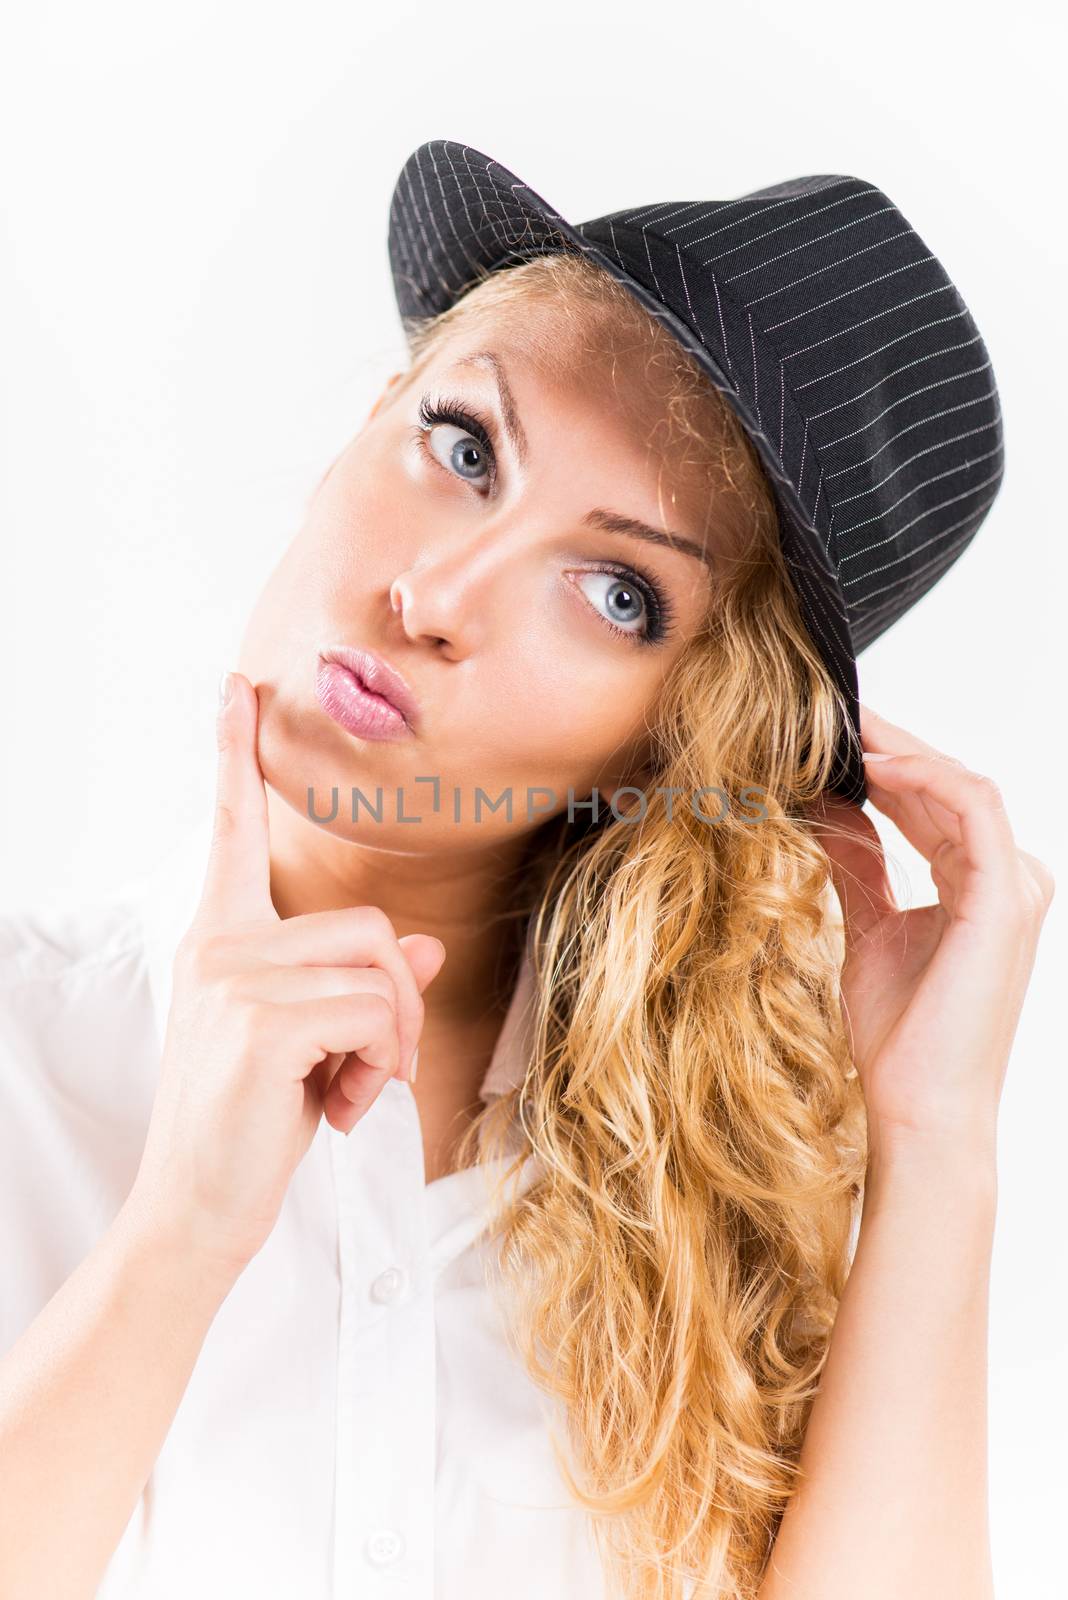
{"left": 264, "top": 785, "right": 532, "bottom": 1027}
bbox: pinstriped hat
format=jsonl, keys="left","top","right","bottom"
{"left": 387, "top": 139, "right": 1004, "bottom": 806}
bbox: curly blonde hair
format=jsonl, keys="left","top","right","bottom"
{"left": 401, "top": 250, "right": 869, "bottom": 1599}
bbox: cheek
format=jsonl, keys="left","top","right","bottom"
{"left": 238, "top": 546, "right": 308, "bottom": 672}
{"left": 238, "top": 534, "right": 335, "bottom": 676}
{"left": 242, "top": 472, "right": 392, "bottom": 656}
{"left": 468, "top": 628, "right": 659, "bottom": 788}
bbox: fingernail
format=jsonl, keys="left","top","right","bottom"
{"left": 218, "top": 671, "right": 233, "bottom": 708}
{"left": 409, "top": 1047, "right": 419, "bottom": 1084}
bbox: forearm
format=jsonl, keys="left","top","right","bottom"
{"left": 757, "top": 1128, "right": 998, "bottom": 1600}
{"left": 0, "top": 1194, "right": 240, "bottom": 1599}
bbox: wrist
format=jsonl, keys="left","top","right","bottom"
{"left": 116, "top": 1184, "right": 251, "bottom": 1302}
{"left": 864, "top": 1120, "right": 998, "bottom": 1219}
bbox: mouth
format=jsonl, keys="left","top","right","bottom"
{"left": 315, "top": 645, "right": 419, "bottom": 743}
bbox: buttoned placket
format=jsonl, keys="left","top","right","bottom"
{"left": 328, "top": 1077, "right": 436, "bottom": 1598}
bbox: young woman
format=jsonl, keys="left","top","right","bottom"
{"left": 0, "top": 164, "right": 1055, "bottom": 1599}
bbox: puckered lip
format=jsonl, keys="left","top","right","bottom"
{"left": 317, "top": 644, "right": 420, "bottom": 728}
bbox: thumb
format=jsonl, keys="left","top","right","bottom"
{"left": 398, "top": 933, "right": 448, "bottom": 993}
{"left": 805, "top": 793, "right": 899, "bottom": 937}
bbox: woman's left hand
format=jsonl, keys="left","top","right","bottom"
{"left": 805, "top": 704, "right": 1055, "bottom": 1154}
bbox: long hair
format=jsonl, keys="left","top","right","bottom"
{"left": 400, "top": 251, "right": 869, "bottom": 1598}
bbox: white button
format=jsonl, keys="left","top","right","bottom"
{"left": 369, "top": 1265, "right": 408, "bottom": 1305}
{"left": 364, "top": 1527, "right": 405, "bottom": 1567}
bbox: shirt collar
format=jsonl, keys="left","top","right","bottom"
{"left": 134, "top": 818, "right": 534, "bottom": 1105}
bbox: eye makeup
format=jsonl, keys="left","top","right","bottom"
{"left": 579, "top": 565, "right": 676, "bottom": 646}
{"left": 416, "top": 394, "right": 498, "bottom": 491}
{"left": 410, "top": 391, "right": 678, "bottom": 647}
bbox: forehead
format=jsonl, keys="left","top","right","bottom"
{"left": 417, "top": 335, "right": 727, "bottom": 581}
{"left": 434, "top": 295, "right": 651, "bottom": 388}
{"left": 426, "top": 307, "right": 702, "bottom": 465}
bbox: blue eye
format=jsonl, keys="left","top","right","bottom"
{"left": 573, "top": 566, "right": 673, "bottom": 646}
{"left": 578, "top": 572, "right": 648, "bottom": 634}
{"left": 416, "top": 395, "right": 497, "bottom": 492}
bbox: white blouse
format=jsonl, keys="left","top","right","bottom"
{"left": 0, "top": 819, "right": 611, "bottom": 1599}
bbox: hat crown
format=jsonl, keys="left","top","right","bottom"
{"left": 388, "top": 140, "right": 1004, "bottom": 802}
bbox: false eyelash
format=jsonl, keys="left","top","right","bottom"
{"left": 416, "top": 394, "right": 499, "bottom": 491}
{"left": 413, "top": 393, "right": 676, "bottom": 649}
{"left": 586, "top": 563, "right": 676, "bottom": 647}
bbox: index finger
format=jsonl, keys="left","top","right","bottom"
{"left": 859, "top": 702, "right": 966, "bottom": 842}
{"left": 860, "top": 703, "right": 946, "bottom": 760}
{"left": 859, "top": 749, "right": 1018, "bottom": 892}
{"left": 195, "top": 671, "right": 275, "bottom": 927}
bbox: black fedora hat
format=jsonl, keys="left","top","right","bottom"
{"left": 387, "top": 140, "right": 1005, "bottom": 805}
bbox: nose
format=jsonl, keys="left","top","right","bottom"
{"left": 387, "top": 527, "right": 518, "bottom": 655}
{"left": 389, "top": 572, "right": 452, "bottom": 649}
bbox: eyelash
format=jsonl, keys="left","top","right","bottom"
{"left": 412, "top": 393, "right": 677, "bottom": 647}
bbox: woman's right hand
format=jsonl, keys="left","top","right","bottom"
{"left": 127, "top": 670, "right": 447, "bottom": 1277}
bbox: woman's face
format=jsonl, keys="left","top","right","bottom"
{"left": 239, "top": 309, "right": 720, "bottom": 854}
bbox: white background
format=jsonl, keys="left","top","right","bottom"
{"left": 2, "top": 1, "right": 1065, "bottom": 1591}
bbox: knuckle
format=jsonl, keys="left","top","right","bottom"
{"left": 234, "top": 999, "right": 276, "bottom": 1054}
{"left": 1003, "top": 868, "right": 1044, "bottom": 927}
{"left": 355, "top": 966, "right": 398, "bottom": 1008}
{"left": 175, "top": 930, "right": 228, "bottom": 983}
{"left": 973, "top": 772, "right": 1004, "bottom": 806}
{"left": 211, "top": 801, "right": 239, "bottom": 844}
{"left": 371, "top": 989, "right": 398, "bottom": 1025}
{"left": 215, "top": 968, "right": 261, "bottom": 1007}
{"left": 1022, "top": 856, "right": 1056, "bottom": 913}
{"left": 349, "top": 903, "right": 396, "bottom": 941}
{"left": 180, "top": 928, "right": 236, "bottom": 972}
{"left": 352, "top": 991, "right": 397, "bottom": 1039}
{"left": 1005, "top": 887, "right": 1035, "bottom": 928}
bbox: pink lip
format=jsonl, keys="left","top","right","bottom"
{"left": 315, "top": 645, "right": 418, "bottom": 742}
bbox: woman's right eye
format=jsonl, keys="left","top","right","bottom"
{"left": 416, "top": 396, "right": 498, "bottom": 494}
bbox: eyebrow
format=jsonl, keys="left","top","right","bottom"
{"left": 448, "top": 349, "right": 716, "bottom": 573}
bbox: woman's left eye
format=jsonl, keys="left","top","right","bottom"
{"left": 575, "top": 569, "right": 664, "bottom": 643}
{"left": 415, "top": 396, "right": 497, "bottom": 492}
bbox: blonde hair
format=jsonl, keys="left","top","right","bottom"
{"left": 402, "top": 251, "right": 869, "bottom": 1598}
